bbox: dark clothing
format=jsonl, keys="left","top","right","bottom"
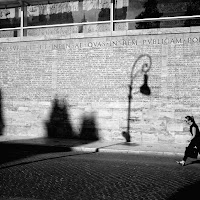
{"left": 183, "top": 137, "right": 200, "bottom": 161}
{"left": 183, "top": 123, "right": 200, "bottom": 161}
{"left": 190, "top": 123, "right": 200, "bottom": 138}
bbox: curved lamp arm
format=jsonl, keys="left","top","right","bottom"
{"left": 130, "top": 54, "right": 152, "bottom": 86}
{"left": 123, "top": 54, "right": 152, "bottom": 142}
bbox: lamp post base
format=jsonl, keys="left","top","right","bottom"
{"left": 122, "top": 131, "right": 131, "bottom": 142}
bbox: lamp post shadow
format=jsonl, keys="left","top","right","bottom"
{"left": 122, "top": 54, "right": 152, "bottom": 143}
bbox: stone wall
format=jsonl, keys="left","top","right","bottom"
{"left": 0, "top": 27, "right": 200, "bottom": 143}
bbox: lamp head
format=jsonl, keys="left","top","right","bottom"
{"left": 142, "top": 63, "right": 151, "bottom": 73}
{"left": 140, "top": 73, "right": 151, "bottom": 95}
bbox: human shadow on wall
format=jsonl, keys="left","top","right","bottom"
{"left": 0, "top": 89, "right": 5, "bottom": 136}
{"left": 45, "top": 96, "right": 75, "bottom": 139}
{"left": 0, "top": 96, "right": 100, "bottom": 166}
{"left": 79, "top": 113, "right": 99, "bottom": 141}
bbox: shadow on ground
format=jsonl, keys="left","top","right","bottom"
{"left": 0, "top": 138, "right": 96, "bottom": 165}
{"left": 168, "top": 180, "right": 200, "bottom": 200}
{"left": 120, "top": 142, "right": 140, "bottom": 147}
{"left": 186, "top": 159, "right": 200, "bottom": 166}
{"left": 0, "top": 140, "right": 68, "bottom": 165}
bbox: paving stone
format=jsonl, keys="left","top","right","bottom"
{"left": 0, "top": 151, "right": 200, "bottom": 200}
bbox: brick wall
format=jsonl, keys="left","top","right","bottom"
{"left": 0, "top": 28, "right": 200, "bottom": 143}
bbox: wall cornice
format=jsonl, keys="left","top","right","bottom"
{"left": 0, "top": 26, "right": 200, "bottom": 43}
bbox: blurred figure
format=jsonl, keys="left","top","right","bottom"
{"left": 79, "top": 113, "right": 99, "bottom": 141}
{"left": 46, "top": 96, "right": 74, "bottom": 138}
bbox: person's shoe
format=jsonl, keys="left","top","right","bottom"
{"left": 176, "top": 160, "right": 185, "bottom": 166}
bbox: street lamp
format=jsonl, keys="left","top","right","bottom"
{"left": 123, "top": 54, "right": 152, "bottom": 142}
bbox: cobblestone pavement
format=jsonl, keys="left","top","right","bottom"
{"left": 0, "top": 151, "right": 200, "bottom": 200}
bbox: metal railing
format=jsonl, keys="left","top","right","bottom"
{"left": 1, "top": 1, "right": 200, "bottom": 39}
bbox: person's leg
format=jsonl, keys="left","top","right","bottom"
{"left": 177, "top": 140, "right": 195, "bottom": 166}
{"left": 182, "top": 149, "right": 188, "bottom": 162}
{"left": 195, "top": 137, "right": 200, "bottom": 153}
{"left": 176, "top": 149, "right": 187, "bottom": 166}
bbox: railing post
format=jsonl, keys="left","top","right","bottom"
{"left": 23, "top": 3, "right": 28, "bottom": 36}
{"left": 110, "top": 0, "right": 114, "bottom": 32}
{"left": 20, "top": 1, "right": 24, "bottom": 38}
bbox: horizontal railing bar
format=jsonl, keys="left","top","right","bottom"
{"left": 1, "top": 15, "right": 200, "bottom": 32}
{"left": 0, "top": 27, "right": 21, "bottom": 31}
{"left": 22, "top": 20, "right": 111, "bottom": 30}
{"left": 113, "top": 15, "right": 200, "bottom": 23}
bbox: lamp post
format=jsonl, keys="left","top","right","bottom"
{"left": 123, "top": 54, "right": 152, "bottom": 142}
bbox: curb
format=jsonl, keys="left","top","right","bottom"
{"left": 71, "top": 147, "right": 97, "bottom": 152}
{"left": 0, "top": 138, "right": 185, "bottom": 157}
{"left": 96, "top": 148, "right": 184, "bottom": 156}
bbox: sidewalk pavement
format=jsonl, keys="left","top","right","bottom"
{"left": 0, "top": 135, "right": 186, "bottom": 157}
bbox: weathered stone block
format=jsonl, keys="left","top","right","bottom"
{"left": 98, "top": 109, "right": 112, "bottom": 118}
{"left": 98, "top": 119, "right": 119, "bottom": 130}
{"left": 158, "top": 133, "right": 175, "bottom": 143}
{"left": 142, "top": 133, "right": 158, "bottom": 143}
{"left": 167, "top": 122, "right": 183, "bottom": 132}
{"left": 174, "top": 134, "right": 190, "bottom": 144}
